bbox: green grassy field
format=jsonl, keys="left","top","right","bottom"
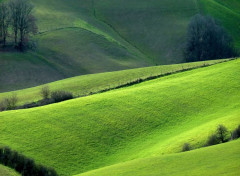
{"left": 0, "top": 1, "right": 240, "bottom": 175}
{"left": 0, "top": 52, "right": 65, "bottom": 92}
{"left": 94, "top": 0, "right": 200, "bottom": 64}
{"left": 78, "top": 139, "right": 240, "bottom": 176}
{"left": 0, "top": 59, "right": 227, "bottom": 106}
{"left": 0, "top": 59, "right": 239, "bottom": 175}
{"left": 1, "top": 0, "right": 239, "bottom": 92}
{"left": 0, "top": 165, "right": 20, "bottom": 176}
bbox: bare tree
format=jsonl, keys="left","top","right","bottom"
{"left": 184, "top": 14, "right": 237, "bottom": 62}
{"left": 9, "top": 0, "right": 37, "bottom": 50}
{"left": 9, "top": 0, "right": 20, "bottom": 47}
{"left": 17, "top": 0, "right": 37, "bottom": 50}
{"left": 0, "top": 2, "right": 10, "bottom": 46}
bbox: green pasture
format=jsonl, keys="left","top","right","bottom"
{"left": 0, "top": 59, "right": 239, "bottom": 175}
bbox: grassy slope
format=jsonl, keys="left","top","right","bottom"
{"left": 36, "top": 28, "right": 148, "bottom": 76}
{"left": 0, "top": 52, "right": 65, "bottom": 92}
{"left": 0, "top": 165, "right": 20, "bottom": 176}
{"left": 0, "top": 0, "right": 151, "bottom": 92}
{"left": 0, "top": 59, "right": 225, "bottom": 105}
{"left": 94, "top": 0, "right": 199, "bottom": 64}
{"left": 79, "top": 140, "right": 240, "bottom": 176}
{"left": 0, "top": 59, "right": 239, "bottom": 175}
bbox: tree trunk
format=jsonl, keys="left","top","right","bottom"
{"left": 3, "top": 35, "right": 6, "bottom": 47}
{"left": 19, "top": 30, "right": 24, "bottom": 51}
{"left": 14, "top": 30, "right": 18, "bottom": 47}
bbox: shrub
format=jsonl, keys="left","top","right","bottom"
{"left": 231, "top": 125, "right": 240, "bottom": 140}
{"left": 23, "top": 158, "right": 35, "bottom": 176}
{"left": 216, "top": 124, "right": 229, "bottom": 143}
{"left": 0, "top": 148, "right": 3, "bottom": 163}
{"left": 40, "top": 86, "right": 50, "bottom": 100}
{"left": 37, "top": 164, "right": 48, "bottom": 176}
{"left": 51, "top": 90, "right": 73, "bottom": 103}
{"left": 0, "top": 101, "right": 6, "bottom": 111}
{"left": 15, "top": 154, "right": 25, "bottom": 173}
{"left": 48, "top": 167, "right": 58, "bottom": 176}
{"left": 182, "top": 143, "right": 191, "bottom": 152}
{"left": 1, "top": 94, "right": 18, "bottom": 110}
{"left": 0, "top": 146, "right": 58, "bottom": 176}
{"left": 2, "top": 147, "right": 12, "bottom": 166}
{"left": 206, "top": 134, "right": 219, "bottom": 146}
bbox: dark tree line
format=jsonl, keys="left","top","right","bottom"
{"left": 0, "top": 0, "right": 37, "bottom": 50}
{"left": 184, "top": 14, "right": 237, "bottom": 62}
{"left": 0, "top": 146, "right": 58, "bottom": 176}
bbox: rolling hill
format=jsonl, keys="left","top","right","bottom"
{"left": 0, "top": 58, "right": 239, "bottom": 175}
{"left": 0, "top": 0, "right": 239, "bottom": 92}
{"left": 78, "top": 139, "right": 240, "bottom": 176}
{"left": 0, "top": 59, "right": 226, "bottom": 106}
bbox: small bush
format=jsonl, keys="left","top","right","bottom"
{"left": 231, "top": 125, "right": 240, "bottom": 140}
{"left": 51, "top": 90, "right": 73, "bottom": 103}
{"left": 182, "top": 143, "right": 191, "bottom": 152}
{"left": 216, "top": 124, "right": 229, "bottom": 143}
{"left": 40, "top": 86, "right": 50, "bottom": 100}
{"left": 0, "top": 101, "right": 6, "bottom": 111}
{"left": 0, "top": 94, "right": 18, "bottom": 110}
{"left": 0, "top": 148, "right": 3, "bottom": 163}
{"left": 206, "top": 134, "right": 219, "bottom": 146}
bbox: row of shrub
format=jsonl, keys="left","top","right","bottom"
{"left": 182, "top": 124, "right": 240, "bottom": 152}
{"left": 0, "top": 146, "right": 58, "bottom": 176}
{"left": 0, "top": 87, "right": 73, "bottom": 111}
{"left": 40, "top": 86, "right": 73, "bottom": 103}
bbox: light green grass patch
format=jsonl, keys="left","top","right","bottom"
{"left": 78, "top": 140, "right": 240, "bottom": 176}
{"left": 0, "top": 165, "right": 20, "bottom": 176}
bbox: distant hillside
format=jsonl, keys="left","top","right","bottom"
{"left": 0, "top": 0, "right": 239, "bottom": 92}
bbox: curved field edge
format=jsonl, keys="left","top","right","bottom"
{"left": 0, "top": 59, "right": 239, "bottom": 175}
{"left": 0, "top": 165, "right": 20, "bottom": 176}
{"left": 0, "top": 59, "right": 228, "bottom": 105}
{"left": 77, "top": 140, "right": 240, "bottom": 176}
